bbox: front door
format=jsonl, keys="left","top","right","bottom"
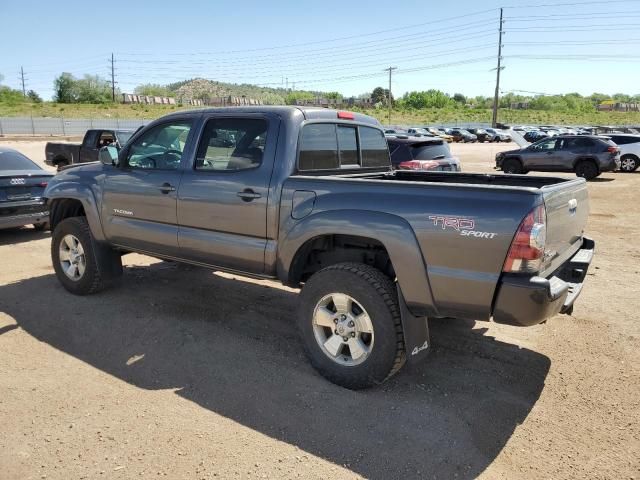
{"left": 101, "top": 120, "right": 195, "bottom": 256}
{"left": 176, "top": 115, "right": 278, "bottom": 273}
{"left": 525, "top": 138, "right": 559, "bottom": 170}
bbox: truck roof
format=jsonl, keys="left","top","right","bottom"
{"left": 159, "top": 106, "right": 381, "bottom": 127}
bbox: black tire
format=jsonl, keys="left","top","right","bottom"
{"left": 574, "top": 160, "right": 599, "bottom": 180}
{"left": 298, "top": 262, "right": 405, "bottom": 389}
{"left": 502, "top": 158, "right": 523, "bottom": 174}
{"left": 56, "top": 160, "right": 69, "bottom": 172}
{"left": 33, "top": 222, "right": 49, "bottom": 231}
{"left": 620, "top": 155, "right": 639, "bottom": 172}
{"left": 51, "top": 216, "right": 122, "bottom": 295}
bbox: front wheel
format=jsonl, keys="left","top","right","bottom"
{"left": 502, "top": 158, "right": 523, "bottom": 174}
{"left": 51, "top": 216, "right": 122, "bottom": 295}
{"left": 298, "top": 263, "right": 405, "bottom": 389}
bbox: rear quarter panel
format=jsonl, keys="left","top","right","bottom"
{"left": 278, "top": 176, "right": 540, "bottom": 320}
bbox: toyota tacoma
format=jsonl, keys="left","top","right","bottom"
{"left": 44, "top": 107, "right": 595, "bottom": 389}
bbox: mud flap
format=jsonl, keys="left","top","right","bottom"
{"left": 398, "top": 287, "right": 430, "bottom": 364}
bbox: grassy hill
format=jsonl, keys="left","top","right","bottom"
{"left": 1, "top": 101, "right": 640, "bottom": 126}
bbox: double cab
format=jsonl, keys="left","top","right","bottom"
{"left": 44, "top": 107, "right": 595, "bottom": 388}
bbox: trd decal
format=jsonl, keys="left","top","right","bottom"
{"left": 428, "top": 215, "right": 497, "bottom": 239}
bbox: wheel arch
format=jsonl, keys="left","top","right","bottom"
{"left": 47, "top": 186, "right": 106, "bottom": 241}
{"left": 278, "top": 209, "right": 438, "bottom": 318}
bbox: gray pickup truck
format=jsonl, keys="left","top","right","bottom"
{"left": 43, "top": 107, "right": 594, "bottom": 389}
{"left": 45, "top": 129, "right": 135, "bottom": 171}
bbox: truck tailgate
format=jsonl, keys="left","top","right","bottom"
{"left": 541, "top": 178, "right": 589, "bottom": 275}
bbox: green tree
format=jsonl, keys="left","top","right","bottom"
{"left": 371, "top": 87, "right": 392, "bottom": 105}
{"left": 452, "top": 93, "right": 466, "bottom": 104}
{"left": 75, "top": 74, "right": 113, "bottom": 103}
{"left": 134, "top": 83, "right": 174, "bottom": 97}
{"left": 325, "top": 91, "right": 343, "bottom": 101}
{"left": 53, "top": 72, "right": 76, "bottom": 103}
{"left": 0, "top": 85, "right": 24, "bottom": 104}
{"left": 284, "top": 91, "right": 315, "bottom": 105}
{"left": 27, "top": 89, "right": 42, "bottom": 103}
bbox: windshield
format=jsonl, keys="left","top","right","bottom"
{"left": 0, "top": 150, "right": 41, "bottom": 171}
{"left": 410, "top": 142, "right": 451, "bottom": 160}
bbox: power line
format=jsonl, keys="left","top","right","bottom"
{"left": 503, "top": 0, "right": 640, "bottom": 8}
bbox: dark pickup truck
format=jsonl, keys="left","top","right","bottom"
{"left": 45, "top": 129, "right": 135, "bottom": 170}
{"left": 44, "top": 107, "right": 594, "bottom": 389}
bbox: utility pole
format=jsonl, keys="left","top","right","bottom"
{"left": 110, "top": 53, "right": 116, "bottom": 102}
{"left": 384, "top": 66, "right": 397, "bottom": 125}
{"left": 19, "top": 66, "right": 26, "bottom": 97}
{"left": 491, "top": 8, "right": 504, "bottom": 128}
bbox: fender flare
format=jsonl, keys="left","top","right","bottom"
{"left": 277, "top": 209, "right": 438, "bottom": 318}
{"left": 46, "top": 182, "right": 106, "bottom": 242}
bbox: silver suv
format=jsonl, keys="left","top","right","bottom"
{"left": 495, "top": 135, "right": 620, "bottom": 180}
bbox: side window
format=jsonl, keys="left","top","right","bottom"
{"left": 195, "top": 118, "right": 268, "bottom": 171}
{"left": 533, "top": 139, "right": 557, "bottom": 151}
{"left": 360, "top": 126, "right": 389, "bottom": 167}
{"left": 98, "top": 131, "right": 115, "bottom": 148}
{"left": 126, "top": 121, "right": 192, "bottom": 170}
{"left": 337, "top": 125, "right": 358, "bottom": 166}
{"left": 299, "top": 124, "right": 339, "bottom": 171}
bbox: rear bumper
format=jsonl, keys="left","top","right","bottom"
{"left": 0, "top": 200, "right": 49, "bottom": 229}
{"left": 600, "top": 157, "right": 620, "bottom": 172}
{"left": 0, "top": 211, "right": 49, "bottom": 229}
{"left": 492, "top": 237, "right": 595, "bottom": 326}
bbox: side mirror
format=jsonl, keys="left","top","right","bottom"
{"left": 99, "top": 146, "right": 119, "bottom": 166}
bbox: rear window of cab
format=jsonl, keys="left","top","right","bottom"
{"left": 298, "top": 123, "right": 389, "bottom": 171}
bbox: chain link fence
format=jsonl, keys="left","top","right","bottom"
{"left": 0, "top": 117, "right": 150, "bottom": 136}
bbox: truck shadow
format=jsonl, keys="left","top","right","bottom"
{"left": 0, "top": 227, "right": 49, "bottom": 246}
{"left": 1, "top": 263, "right": 550, "bottom": 479}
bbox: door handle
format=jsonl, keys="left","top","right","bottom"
{"left": 159, "top": 182, "right": 176, "bottom": 194}
{"left": 237, "top": 189, "right": 262, "bottom": 202}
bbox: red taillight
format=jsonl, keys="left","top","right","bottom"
{"left": 607, "top": 146, "right": 619, "bottom": 154}
{"left": 37, "top": 182, "right": 48, "bottom": 187}
{"left": 337, "top": 111, "right": 355, "bottom": 120}
{"left": 503, "top": 204, "right": 546, "bottom": 273}
{"left": 398, "top": 160, "right": 439, "bottom": 170}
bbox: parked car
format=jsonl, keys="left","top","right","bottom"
{"left": 45, "top": 106, "right": 595, "bottom": 389}
{"left": 606, "top": 134, "right": 640, "bottom": 172}
{"left": 0, "top": 147, "right": 54, "bottom": 230}
{"left": 524, "top": 130, "right": 548, "bottom": 143}
{"left": 406, "top": 127, "right": 436, "bottom": 137}
{"left": 424, "top": 127, "right": 454, "bottom": 142}
{"left": 496, "top": 135, "right": 620, "bottom": 180}
{"left": 485, "top": 128, "right": 512, "bottom": 142}
{"left": 446, "top": 128, "right": 477, "bottom": 143}
{"left": 46, "top": 129, "right": 135, "bottom": 171}
{"left": 384, "top": 128, "right": 408, "bottom": 135}
{"left": 387, "top": 136, "right": 460, "bottom": 171}
{"left": 466, "top": 128, "right": 490, "bottom": 142}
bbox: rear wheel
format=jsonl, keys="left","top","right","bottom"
{"left": 502, "top": 158, "right": 523, "bottom": 174}
{"left": 298, "top": 262, "right": 405, "bottom": 389}
{"left": 51, "top": 216, "right": 122, "bottom": 295}
{"left": 574, "top": 160, "right": 599, "bottom": 180}
{"left": 620, "top": 155, "right": 639, "bottom": 172}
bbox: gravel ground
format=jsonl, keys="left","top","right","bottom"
{"left": 0, "top": 140, "right": 638, "bottom": 480}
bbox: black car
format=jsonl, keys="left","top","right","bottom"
{"left": 467, "top": 128, "right": 491, "bottom": 142}
{"left": 0, "top": 147, "right": 54, "bottom": 230}
{"left": 387, "top": 136, "right": 461, "bottom": 171}
{"left": 524, "top": 130, "right": 548, "bottom": 143}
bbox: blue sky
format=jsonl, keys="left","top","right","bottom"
{"left": 1, "top": 0, "right": 640, "bottom": 100}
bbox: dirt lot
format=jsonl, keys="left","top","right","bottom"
{"left": 0, "top": 140, "right": 638, "bottom": 480}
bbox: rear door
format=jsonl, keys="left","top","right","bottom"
{"left": 101, "top": 119, "right": 195, "bottom": 256}
{"left": 556, "top": 137, "right": 595, "bottom": 168}
{"left": 176, "top": 114, "right": 278, "bottom": 273}
{"left": 523, "top": 138, "right": 559, "bottom": 170}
